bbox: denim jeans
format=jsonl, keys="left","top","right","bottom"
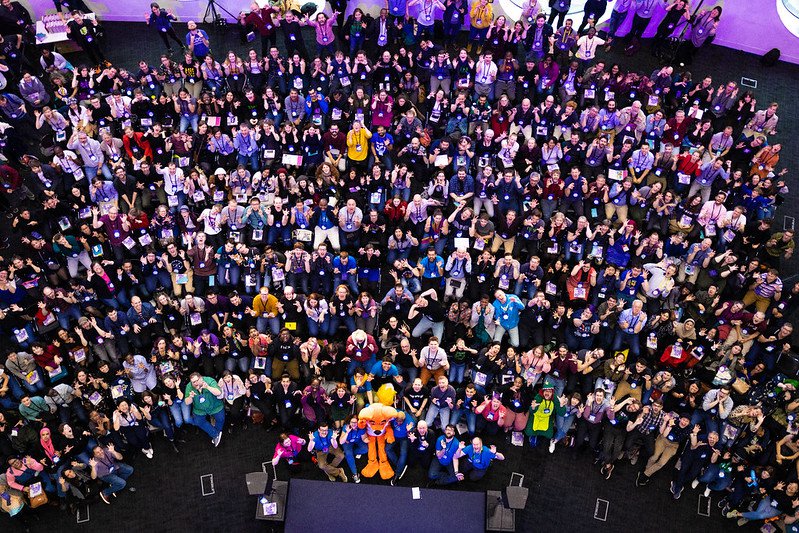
{"left": 493, "top": 325, "right": 520, "bottom": 347}
{"left": 386, "top": 437, "right": 409, "bottom": 475}
{"left": 698, "top": 463, "right": 733, "bottom": 491}
{"left": 169, "top": 400, "right": 193, "bottom": 428}
{"left": 554, "top": 412, "right": 577, "bottom": 441}
{"left": 742, "top": 497, "right": 782, "bottom": 521}
{"left": 613, "top": 330, "right": 641, "bottom": 359}
{"left": 448, "top": 363, "right": 466, "bottom": 385}
{"left": 150, "top": 408, "right": 175, "bottom": 441}
{"left": 179, "top": 114, "right": 199, "bottom": 133}
{"left": 412, "top": 317, "right": 444, "bottom": 339}
{"left": 192, "top": 409, "right": 225, "bottom": 439}
{"left": 428, "top": 459, "right": 458, "bottom": 485}
{"left": 256, "top": 316, "right": 281, "bottom": 335}
{"left": 425, "top": 404, "right": 451, "bottom": 429}
{"left": 237, "top": 151, "right": 260, "bottom": 171}
{"left": 99, "top": 462, "right": 134, "bottom": 497}
{"left": 342, "top": 440, "right": 369, "bottom": 475}
{"left": 450, "top": 408, "right": 477, "bottom": 435}
{"left": 333, "top": 275, "right": 359, "bottom": 295}
{"left": 307, "top": 317, "right": 330, "bottom": 337}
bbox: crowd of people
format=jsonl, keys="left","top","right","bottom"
{"left": 0, "top": 0, "right": 796, "bottom": 530}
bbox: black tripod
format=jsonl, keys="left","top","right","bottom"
{"left": 662, "top": 0, "right": 705, "bottom": 65}
{"left": 203, "top": 0, "right": 237, "bottom": 26}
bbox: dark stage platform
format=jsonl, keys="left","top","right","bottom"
{"left": 285, "top": 478, "right": 486, "bottom": 533}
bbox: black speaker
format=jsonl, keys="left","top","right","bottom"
{"left": 777, "top": 352, "right": 799, "bottom": 377}
{"left": 761, "top": 48, "right": 781, "bottom": 67}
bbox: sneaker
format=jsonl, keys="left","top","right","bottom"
{"left": 673, "top": 486, "right": 683, "bottom": 500}
{"left": 355, "top": 455, "right": 362, "bottom": 459}
{"left": 144, "top": 448, "right": 154, "bottom": 459}
{"left": 353, "top": 474, "right": 361, "bottom": 484}
{"left": 390, "top": 476, "right": 397, "bottom": 486}
{"left": 703, "top": 487, "right": 711, "bottom": 498}
{"left": 736, "top": 517, "right": 749, "bottom": 527}
{"left": 549, "top": 440, "right": 556, "bottom": 454}
{"left": 726, "top": 510, "right": 740, "bottom": 519}
{"left": 100, "top": 493, "right": 111, "bottom": 505}
{"left": 636, "top": 472, "right": 649, "bottom": 487}
{"left": 213, "top": 432, "right": 223, "bottom": 447}
{"left": 398, "top": 465, "right": 408, "bottom": 480}
{"left": 691, "top": 479, "right": 699, "bottom": 489}
{"left": 604, "top": 464, "right": 614, "bottom": 480}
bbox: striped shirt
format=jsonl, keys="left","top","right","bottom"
{"left": 754, "top": 273, "right": 783, "bottom": 298}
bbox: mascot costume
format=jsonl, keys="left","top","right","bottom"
{"left": 357, "top": 384, "right": 398, "bottom": 479}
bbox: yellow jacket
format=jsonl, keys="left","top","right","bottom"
{"left": 346, "top": 127, "right": 372, "bottom": 161}
{"left": 470, "top": 2, "right": 493, "bottom": 29}
{"left": 252, "top": 293, "right": 279, "bottom": 317}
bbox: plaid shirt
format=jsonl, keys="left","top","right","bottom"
{"left": 638, "top": 409, "right": 666, "bottom": 435}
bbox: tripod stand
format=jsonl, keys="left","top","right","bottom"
{"left": 662, "top": 0, "right": 705, "bottom": 66}
{"left": 203, "top": 0, "right": 237, "bottom": 26}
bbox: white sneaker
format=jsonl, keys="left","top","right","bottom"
{"left": 213, "top": 432, "right": 223, "bottom": 447}
{"left": 703, "top": 487, "right": 711, "bottom": 498}
{"left": 691, "top": 479, "right": 699, "bottom": 489}
{"left": 143, "top": 448, "right": 154, "bottom": 459}
{"left": 549, "top": 440, "right": 556, "bottom": 454}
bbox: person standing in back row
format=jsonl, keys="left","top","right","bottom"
{"left": 146, "top": 3, "right": 183, "bottom": 54}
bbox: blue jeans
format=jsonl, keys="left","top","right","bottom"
{"left": 690, "top": 410, "right": 720, "bottom": 436}
{"left": 192, "top": 409, "right": 225, "bottom": 439}
{"left": 450, "top": 408, "right": 477, "bottom": 435}
{"left": 143, "top": 271, "right": 173, "bottom": 295}
{"left": 329, "top": 314, "right": 357, "bottom": 337}
{"left": 554, "top": 412, "right": 577, "bottom": 441}
{"left": 425, "top": 404, "right": 451, "bottom": 429}
{"left": 84, "top": 163, "right": 112, "bottom": 181}
{"left": 150, "top": 408, "right": 175, "bottom": 441}
{"left": 612, "top": 330, "right": 641, "bottom": 359}
{"left": 179, "top": 114, "right": 199, "bottom": 133}
{"left": 169, "top": 400, "right": 193, "bottom": 428}
{"left": 56, "top": 305, "right": 84, "bottom": 330}
{"left": 256, "top": 316, "right": 281, "bottom": 335}
{"left": 386, "top": 437, "right": 409, "bottom": 474}
{"left": 412, "top": 317, "right": 444, "bottom": 339}
{"left": 225, "top": 356, "right": 250, "bottom": 374}
{"left": 428, "top": 460, "right": 458, "bottom": 485}
{"left": 605, "top": 9, "right": 627, "bottom": 39}
{"left": 699, "top": 463, "right": 733, "bottom": 491}
{"left": 99, "top": 462, "right": 134, "bottom": 498}
{"left": 217, "top": 264, "right": 241, "bottom": 288}
{"left": 742, "top": 497, "right": 782, "bottom": 521}
{"left": 237, "top": 151, "right": 259, "bottom": 171}
{"left": 13, "top": 370, "right": 46, "bottom": 395}
{"left": 333, "top": 275, "right": 359, "bottom": 295}
{"left": 514, "top": 280, "right": 537, "bottom": 300}
{"left": 448, "top": 363, "right": 466, "bottom": 384}
{"left": 347, "top": 357, "right": 375, "bottom": 378}
{"left": 342, "top": 440, "right": 369, "bottom": 475}
{"left": 307, "top": 317, "right": 330, "bottom": 337}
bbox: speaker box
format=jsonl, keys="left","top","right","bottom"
{"left": 777, "top": 352, "right": 799, "bottom": 377}
{"left": 761, "top": 48, "right": 781, "bottom": 67}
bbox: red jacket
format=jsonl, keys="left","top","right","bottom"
{"left": 346, "top": 334, "right": 378, "bottom": 363}
{"left": 123, "top": 131, "right": 152, "bottom": 161}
